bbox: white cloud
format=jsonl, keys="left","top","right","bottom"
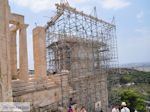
{"left": 136, "top": 11, "right": 144, "bottom": 19}
{"left": 136, "top": 28, "right": 146, "bottom": 34}
{"left": 9, "top": 0, "right": 93, "bottom": 13}
{"left": 68, "top": 0, "right": 92, "bottom": 13}
{"left": 99, "top": 0, "right": 131, "bottom": 10}
{"left": 136, "top": 11, "right": 144, "bottom": 22}
{"left": 9, "top": 0, "right": 58, "bottom": 13}
{"left": 10, "top": 0, "right": 130, "bottom": 13}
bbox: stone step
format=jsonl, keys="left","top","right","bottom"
{"left": 12, "top": 78, "right": 58, "bottom": 96}
{"left": 12, "top": 78, "right": 55, "bottom": 88}
{"left": 13, "top": 81, "right": 56, "bottom": 91}
{"left": 13, "top": 84, "right": 59, "bottom": 96}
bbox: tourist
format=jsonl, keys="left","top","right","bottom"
{"left": 80, "top": 106, "right": 87, "bottom": 112}
{"left": 68, "top": 106, "right": 73, "bottom": 112}
{"left": 121, "top": 102, "right": 130, "bottom": 112}
{"left": 74, "top": 107, "right": 78, "bottom": 112}
{"left": 112, "top": 105, "right": 119, "bottom": 112}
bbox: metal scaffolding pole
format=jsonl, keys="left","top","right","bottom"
{"left": 45, "top": 3, "right": 119, "bottom": 111}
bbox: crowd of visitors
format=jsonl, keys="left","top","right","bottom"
{"left": 68, "top": 102, "right": 134, "bottom": 112}
{"left": 68, "top": 106, "right": 87, "bottom": 112}
{"left": 112, "top": 102, "right": 133, "bottom": 112}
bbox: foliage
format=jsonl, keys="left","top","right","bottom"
{"left": 119, "top": 71, "right": 150, "bottom": 84}
{"left": 118, "top": 70, "right": 150, "bottom": 101}
{"left": 108, "top": 69, "right": 150, "bottom": 109}
{"left": 135, "top": 98, "right": 146, "bottom": 112}
{"left": 120, "top": 75, "right": 132, "bottom": 84}
{"left": 120, "top": 90, "right": 146, "bottom": 112}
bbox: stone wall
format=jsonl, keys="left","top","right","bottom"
{"left": 12, "top": 78, "right": 62, "bottom": 111}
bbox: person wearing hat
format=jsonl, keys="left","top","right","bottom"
{"left": 121, "top": 102, "right": 130, "bottom": 112}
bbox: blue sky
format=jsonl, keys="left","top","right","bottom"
{"left": 9, "top": 0, "right": 150, "bottom": 70}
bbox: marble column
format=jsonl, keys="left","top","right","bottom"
{"left": 19, "top": 24, "right": 29, "bottom": 80}
{"left": 0, "top": 0, "right": 13, "bottom": 101}
{"left": 10, "top": 26, "right": 18, "bottom": 79}
{"left": 33, "top": 26, "right": 47, "bottom": 78}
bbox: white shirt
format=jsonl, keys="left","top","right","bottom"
{"left": 112, "top": 108, "right": 119, "bottom": 112}
{"left": 121, "top": 107, "right": 130, "bottom": 112}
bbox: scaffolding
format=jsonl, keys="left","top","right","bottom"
{"left": 45, "top": 3, "right": 119, "bottom": 111}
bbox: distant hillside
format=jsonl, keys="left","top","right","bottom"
{"left": 115, "top": 68, "right": 150, "bottom": 101}
{"left": 120, "top": 62, "right": 150, "bottom": 72}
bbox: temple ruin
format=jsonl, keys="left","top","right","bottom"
{"left": 0, "top": 0, "right": 119, "bottom": 111}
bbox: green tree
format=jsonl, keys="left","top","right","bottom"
{"left": 120, "top": 90, "right": 146, "bottom": 112}
{"left": 120, "top": 75, "right": 131, "bottom": 84}
{"left": 135, "top": 98, "right": 146, "bottom": 112}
